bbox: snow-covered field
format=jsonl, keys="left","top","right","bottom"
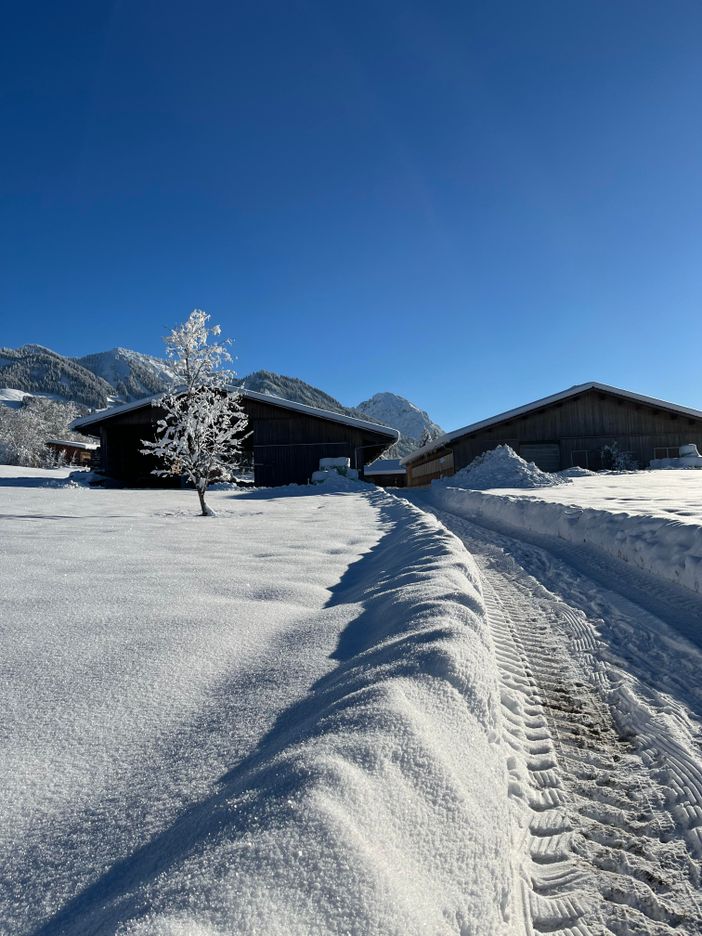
{"left": 1, "top": 467, "right": 512, "bottom": 935}
{"left": 4, "top": 464, "right": 702, "bottom": 935}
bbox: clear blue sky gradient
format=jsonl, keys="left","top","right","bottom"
{"left": 1, "top": 1, "right": 701, "bottom": 429}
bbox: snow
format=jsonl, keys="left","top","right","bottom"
{"left": 79, "top": 348, "right": 178, "bottom": 392}
{"left": 430, "top": 469, "right": 702, "bottom": 595}
{"left": 356, "top": 392, "right": 443, "bottom": 442}
{"left": 0, "top": 386, "right": 32, "bottom": 406}
{"left": 0, "top": 466, "right": 512, "bottom": 935}
{"left": 406, "top": 488, "right": 702, "bottom": 933}
{"left": 435, "top": 444, "right": 570, "bottom": 491}
{"left": 0, "top": 386, "right": 67, "bottom": 408}
{"left": 46, "top": 437, "right": 99, "bottom": 450}
{"left": 364, "top": 458, "right": 406, "bottom": 476}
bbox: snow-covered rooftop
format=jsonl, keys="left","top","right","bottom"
{"left": 72, "top": 388, "right": 399, "bottom": 440}
{"left": 363, "top": 458, "right": 406, "bottom": 475}
{"left": 402, "top": 382, "right": 702, "bottom": 464}
{"left": 45, "top": 438, "right": 99, "bottom": 450}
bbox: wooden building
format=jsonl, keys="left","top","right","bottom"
{"left": 402, "top": 382, "right": 702, "bottom": 486}
{"left": 363, "top": 459, "right": 407, "bottom": 488}
{"left": 45, "top": 438, "right": 99, "bottom": 466}
{"left": 72, "top": 389, "right": 398, "bottom": 487}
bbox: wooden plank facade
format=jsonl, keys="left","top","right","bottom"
{"left": 245, "top": 398, "right": 394, "bottom": 486}
{"left": 76, "top": 392, "right": 396, "bottom": 487}
{"left": 404, "top": 385, "right": 702, "bottom": 486}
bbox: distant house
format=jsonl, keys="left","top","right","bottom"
{"left": 45, "top": 438, "right": 99, "bottom": 466}
{"left": 363, "top": 458, "right": 407, "bottom": 488}
{"left": 72, "top": 389, "right": 398, "bottom": 487}
{"left": 402, "top": 382, "right": 702, "bottom": 486}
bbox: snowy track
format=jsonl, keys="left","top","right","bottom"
{"left": 413, "top": 498, "right": 702, "bottom": 935}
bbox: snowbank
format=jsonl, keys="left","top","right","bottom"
{"left": 1, "top": 475, "right": 512, "bottom": 935}
{"left": 436, "top": 444, "right": 569, "bottom": 490}
{"left": 121, "top": 499, "right": 511, "bottom": 936}
{"left": 431, "top": 484, "right": 702, "bottom": 595}
{"left": 558, "top": 465, "right": 595, "bottom": 478}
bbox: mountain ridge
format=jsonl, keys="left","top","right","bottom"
{"left": 1, "top": 345, "right": 443, "bottom": 457}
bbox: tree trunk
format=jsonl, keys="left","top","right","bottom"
{"left": 197, "top": 485, "right": 209, "bottom": 516}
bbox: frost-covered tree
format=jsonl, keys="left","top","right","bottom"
{"left": 0, "top": 397, "right": 82, "bottom": 467}
{"left": 600, "top": 441, "right": 639, "bottom": 471}
{"left": 141, "top": 310, "right": 249, "bottom": 516}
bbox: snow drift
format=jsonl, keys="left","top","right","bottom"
{"left": 435, "top": 445, "right": 569, "bottom": 491}
{"left": 119, "top": 498, "right": 512, "bottom": 936}
{"left": 431, "top": 484, "right": 702, "bottom": 596}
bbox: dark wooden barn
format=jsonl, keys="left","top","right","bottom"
{"left": 402, "top": 382, "right": 702, "bottom": 486}
{"left": 72, "top": 389, "right": 398, "bottom": 487}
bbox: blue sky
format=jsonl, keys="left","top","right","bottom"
{"left": 1, "top": 1, "right": 701, "bottom": 430}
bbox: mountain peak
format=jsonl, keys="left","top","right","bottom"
{"left": 1, "top": 343, "right": 443, "bottom": 457}
{"left": 356, "top": 392, "right": 443, "bottom": 443}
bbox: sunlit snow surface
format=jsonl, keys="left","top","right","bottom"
{"left": 489, "top": 468, "right": 702, "bottom": 525}
{"left": 0, "top": 467, "right": 511, "bottom": 935}
{"left": 433, "top": 469, "right": 702, "bottom": 595}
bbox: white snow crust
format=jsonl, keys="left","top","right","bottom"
{"left": 0, "top": 467, "right": 511, "bottom": 935}
{"left": 431, "top": 469, "right": 702, "bottom": 595}
{"left": 435, "top": 444, "right": 570, "bottom": 491}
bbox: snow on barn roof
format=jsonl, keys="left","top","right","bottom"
{"left": 71, "top": 387, "right": 400, "bottom": 441}
{"left": 402, "top": 381, "right": 702, "bottom": 465}
{"left": 46, "top": 438, "right": 99, "bottom": 450}
{"left": 363, "top": 459, "right": 406, "bottom": 476}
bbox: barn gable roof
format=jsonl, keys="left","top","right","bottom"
{"left": 71, "top": 387, "right": 399, "bottom": 441}
{"left": 401, "top": 382, "right": 702, "bottom": 465}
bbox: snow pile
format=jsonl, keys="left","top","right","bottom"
{"left": 310, "top": 469, "right": 362, "bottom": 487}
{"left": 311, "top": 456, "right": 360, "bottom": 484}
{"left": 559, "top": 465, "right": 595, "bottom": 478}
{"left": 651, "top": 443, "right": 702, "bottom": 469}
{"left": 436, "top": 444, "right": 570, "bottom": 490}
{"left": 122, "top": 499, "right": 510, "bottom": 936}
{"left": 431, "top": 472, "right": 702, "bottom": 595}
{"left": 0, "top": 472, "right": 512, "bottom": 935}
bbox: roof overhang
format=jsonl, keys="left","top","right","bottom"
{"left": 72, "top": 387, "right": 399, "bottom": 442}
{"left": 46, "top": 438, "right": 99, "bottom": 450}
{"left": 401, "top": 381, "right": 702, "bottom": 465}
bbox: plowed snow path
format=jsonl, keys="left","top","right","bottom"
{"left": 410, "top": 496, "right": 702, "bottom": 936}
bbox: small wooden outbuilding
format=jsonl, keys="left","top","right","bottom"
{"left": 45, "top": 438, "right": 99, "bottom": 466}
{"left": 402, "top": 382, "right": 702, "bottom": 485}
{"left": 72, "top": 389, "right": 398, "bottom": 487}
{"left": 363, "top": 459, "right": 407, "bottom": 488}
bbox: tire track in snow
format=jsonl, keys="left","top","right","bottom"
{"left": 415, "top": 501, "right": 702, "bottom": 936}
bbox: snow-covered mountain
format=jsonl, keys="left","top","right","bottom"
{"left": 77, "top": 348, "right": 178, "bottom": 402}
{"left": 0, "top": 345, "right": 441, "bottom": 455}
{"left": 0, "top": 345, "right": 115, "bottom": 409}
{"left": 356, "top": 392, "right": 443, "bottom": 444}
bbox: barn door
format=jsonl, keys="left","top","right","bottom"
{"left": 519, "top": 443, "right": 561, "bottom": 472}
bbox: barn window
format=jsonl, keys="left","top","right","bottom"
{"left": 653, "top": 446, "right": 680, "bottom": 459}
